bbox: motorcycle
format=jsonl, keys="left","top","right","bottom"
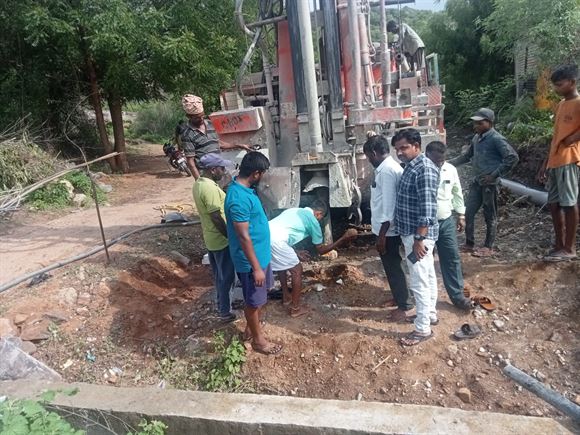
{"left": 163, "top": 142, "right": 192, "bottom": 177}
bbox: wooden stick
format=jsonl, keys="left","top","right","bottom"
{"left": 371, "top": 355, "right": 391, "bottom": 372}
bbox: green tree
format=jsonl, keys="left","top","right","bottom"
{"left": 484, "top": 0, "right": 580, "bottom": 67}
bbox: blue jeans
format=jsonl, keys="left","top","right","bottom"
{"left": 208, "top": 246, "right": 235, "bottom": 316}
{"left": 436, "top": 216, "right": 465, "bottom": 304}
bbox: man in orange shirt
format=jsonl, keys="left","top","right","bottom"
{"left": 538, "top": 64, "right": 580, "bottom": 261}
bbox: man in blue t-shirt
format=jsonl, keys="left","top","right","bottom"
{"left": 269, "top": 201, "right": 357, "bottom": 317}
{"left": 225, "top": 152, "right": 281, "bottom": 355}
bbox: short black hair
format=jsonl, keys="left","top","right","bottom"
{"left": 391, "top": 128, "right": 421, "bottom": 147}
{"left": 363, "top": 135, "right": 390, "bottom": 155}
{"left": 310, "top": 199, "right": 328, "bottom": 217}
{"left": 551, "top": 64, "right": 578, "bottom": 82}
{"left": 387, "top": 20, "right": 398, "bottom": 32}
{"left": 238, "top": 151, "right": 270, "bottom": 177}
{"left": 426, "top": 141, "right": 447, "bottom": 155}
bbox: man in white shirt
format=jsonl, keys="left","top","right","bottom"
{"left": 364, "top": 135, "right": 413, "bottom": 321}
{"left": 426, "top": 141, "right": 472, "bottom": 310}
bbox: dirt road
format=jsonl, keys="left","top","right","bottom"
{"left": 0, "top": 143, "right": 194, "bottom": 284}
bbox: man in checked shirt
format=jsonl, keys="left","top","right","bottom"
{"left": 393, "top": 129, "right": 440, "bottom": 346}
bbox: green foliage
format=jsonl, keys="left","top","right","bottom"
{"left": 484, "top": 0, "right": 580, "bottom": 67}
{"left": 503, "top": 98, "right": 553, "bottom": 144}
{"left": 0, "top": 398, "right": 84, "bottom": 435}
{"left": 156, "top": 349, "right": 202, "bottom": 390}
{"left": 0, "top": 136, "right": 57, "bottom": 191}
{"left": 65, "top": 171, "right": 107, "bottom": 204}
{"left": 131, "top": 419, "right": 168, "bottom": 435}
{"left": 204, "top": 332, "right": 246, "bottom": 392}
{"left": 27, "top": 171, "right": 106, "bottom": 210}
{"left": 454, "top": 77, "right": 516, "bottom": 125}
{"left": 127, "top": 100, "right": 184, "bottom": 143}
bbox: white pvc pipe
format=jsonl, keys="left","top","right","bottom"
{"left": 296, "top": 0, "right": 323, "bottom": 156}
{"left": 499, "top": 178, "right": 548, "bottom": 206}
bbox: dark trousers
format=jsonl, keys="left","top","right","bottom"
{"left": 465, "top": 182, "right": 498, "bottom": 248}
{"left": 208, "top": 246, "right": 235, "bottom": 316}
{"left": 380, "top": 236, "right": 413, "bottom": 311}
{"left": 436, "top": 216, "right": 465, "bottom": 304}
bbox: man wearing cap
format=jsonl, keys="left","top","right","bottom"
{"left": 450, "top": 108, "right": 519, "bottom": 257}
{"left": 192, "top": 153, "right": 237, "bottom": 322}
{"left": 181, "top": 94, "right": 252, "bottom": 179}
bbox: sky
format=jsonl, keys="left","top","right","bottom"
{"left": 410, "top": 0, "right": 446, "bottom": 11}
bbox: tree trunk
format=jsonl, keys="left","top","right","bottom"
{"left": 87, "top": 57, "right": 117, "bottom": 172}
{"left": 107, "top": 93, "right": 129, "bottom": 173}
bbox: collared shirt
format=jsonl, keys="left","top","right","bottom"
{"left": 192, "top": 177, "right": 228, "bottom": 252}
{"left": 180, "top": 119, "right": 220, "bottom": 165}
{"left": 449, "top": 128, "right": 519, "bottom": 184}
{"left": 224, "top": 178, "right": 271, "bottom": 273}
{"left": 269, "top": 207, "right": 324, "bottom": 246}
{"left": 395, "top": 153, "right": 439, "bottom": 240}
{"left": 437, "top": 162, "right": 465, "bottom": 221}
{"left": 370, "top": 156, "right": 402, "bottom": 237}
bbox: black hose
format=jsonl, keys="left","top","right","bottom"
{"left": 0, "top": 221, "right": 200, "bottom": 294}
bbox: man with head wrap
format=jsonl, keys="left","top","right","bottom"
{"left": 181, "top": 94, "right": 252, "bottom": 178}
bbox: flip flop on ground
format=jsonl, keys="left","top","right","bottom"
{"left": 543, "top": 250, "right": 577, "bottom": 262}
{"left": 471, "top": 295, "right": 497, "bottom": 311}
{"left": 472, "top": 247, "right": 495, "bottom": 257}
{"left": 400, "top": 330, "right": 434, "bottom": 346}
{"left": 252, "top": 342, "right": 283, "bottom": 355}
{"left": 453, "top": 323, "right": 482, "bottom": 340}
{"left": 289, "top": 305, "right": 309, "bottom": 318}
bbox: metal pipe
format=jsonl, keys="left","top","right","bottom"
{"left": 358, "top": 12, "right": 375, "bottom": 103}
{"left": 503, "top": 364, "right": 580, "bottom": 422}
{"left": 380, "top": 0, "right": 391, "bottom": 106}
{"left": 296, "top": 0, "right": 323, "bottom": 156}
{"left": 234, "top": 0, "right": 253, "bottom": 36}
{"left": 347, "top": 0, "right": 363, "bottom": 110}
{"left": 286, "top": 0, "right": 307, "bottom": 115}
{"left": 261, "top": 47, "right": 275, "bottom": 105}
{"left": 321, "top": 0, "right": 343, "bottom": 112}
{"left": 236, "top": 27, "right": 263, "bottom": 98}
{"left": 247, "top": 15, "right": 287, "bottom": 29}
{"left": 499, "top": 178, "right": 548, "bottom": 205}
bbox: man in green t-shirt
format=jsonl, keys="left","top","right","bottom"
{"left": 192, "top": 153, "right": 236, "bottom": 322}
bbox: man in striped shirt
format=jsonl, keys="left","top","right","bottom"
{"left": 393, "top": 129, "right": 440, "bottom": 346}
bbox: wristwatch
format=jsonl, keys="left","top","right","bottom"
{"left": 413, "top": 234, "right": 426, "bottom": 241}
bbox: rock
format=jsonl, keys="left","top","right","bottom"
{"left": 478, "top": 347, "right": 486, "bottom": 353}
{"left": 0, "top": 338, "right": 61, "bottom": 381}
{"left": 456, "top": 387, "right": 472, "bottom": 404}
{"left": 493, "top": 319, "right": 506, "bottom": 331}
{"left": 356, "top": 393, "right": 363, "bottom": 401}
{"left": 75, "top": 307, "right": 90, "bottom": 317}
{"left": 58, "top": 179, "right": 74, "bottom": 199}
{"left": 447, "top": 344, "right": 459, "bottom": 355}
{"left": 13, "top": 314, "right": 29, "bottom": 326}
{"left": 425, "top": 381, "right": 432, "bottom": 389}
{"left": 0, "top": 318, "right": 17, "bottom": 338}
{"left": 96, "top": 182, "right": 113, "bottom": 193}
{"left": 336, "top": 278, "right": 344, "bottom": 285}
{"left": 20, "top": 341, "right": 37, "bottom": 354}
{"left": 548, "top": 331, "right": 563, "bottom": 342}
{"left": 379, "top": 387, "right": 387, "bottom": 394}
{"left": 158, "top": 233, "right": 170, "bottom": 242}
{"left": 447, "top": 360, "right": 454, "bottom": 367}
{"left": 536, "top": 371, "right": 547, "bottom": 382}
{"left": 77, "top": 267, "right": 86, "bottom": 281}
{"left": 77, "top": 292, "right": 92, "bottom": 306}
{"left": 573, "top": 395, "right": 580, "bottom": 406}
{"left": 42, "top": 311, "right": 68, "bottom": 324}
{"left": 185, "top": 335, "right": 202, "bottom": 354}
{"left": 57, "top": 287, "right": 78, "bottom": 306}
{"left": 322, "top": 250, "right": 338, "bottom": 260}
{"left": 72, "top": 193, "right": 88, "bottom": 207}
{"left": 171, "top": 251, "right": 191, "bottom": 267}
{"left": 19, "top": 324, "right": 50, "bottom": 342}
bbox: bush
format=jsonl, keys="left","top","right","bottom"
{"left": 0, "top": 135, "right": 57, "bottom": 191}
{"left": 127, "top": 100, "right": 184, "bottom": 143}
{"left": 504, "top": 97, "right": 553, "bottom": 144}
{"left": 204, "top": 332, "right": 246, "bottom": 392}
{"left": 453, "top": 77, "right": 516, "bottom": 125}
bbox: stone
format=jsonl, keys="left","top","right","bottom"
{"left": 42, "top": 311, "right": 68, "bottom": 324}
{"left": 425, "top": 381, "right": 432, "bottom": 389}
{"left": 356, "top": 393, "right": 363, "bottom": 401}
{"left": 72, "top": 193, "right": 88, "bottom": 207}
{"left": 171, "top": 251, "right": 191, "bottom": 267}
{"left": 158, "top": 234, "right": 170, "bottom": 242}
{"left": 0, "top": 318, "right": 17, "bottom": 338}
{"left": 379, "top": 387, "right": 387, "bottom": 394}
{"left": 573, "top": 395, "right": 580, "bottom": 406}
{"left": 96, "top": 182, "right": 113, "bottom": 193}
{"left": 493, "top": 320, "right": 506, "bottom": 331}
{"left": 447, "top": 360, "right": 454, "bottom": 367}
{"left": 447, "top": 344, "right": 458, "bottom": 355}
{"left": 456, "top": 387, "right": 472, "bottom": 404}
{"left": 57, "top": 287, "right": 78, "bottom": 306}
{"left": 535, "top": 371, "right": 547, "bottom": 382}
{"left": 19, "top": 323, "right": 50, "bottom": 342}
{"left": 58, "top": 179, "right": 74, "bottom": 199}
{"left": 13, "top": 314, "right": 29, "bottom": 326}
{"left": 20, "top": 341, "right": 37, "bottom": 354}
{"left": 77, "top": 293, "right": 92, "bottom": 306}
{"left": 0, "top": 338, "right": 61, "bottom": 381}
{"left": 75, "top": 307, "right": 90, "bottom": 317}
{"left": 548, "top": 331, "right": 563, "bottom": 342}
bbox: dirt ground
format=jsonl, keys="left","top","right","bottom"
{"left": 0, "top": 139, "right": 578, "bottom": 423}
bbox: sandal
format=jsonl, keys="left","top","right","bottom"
{"left": 400, "top": 331, "right": 434, "bottom": 346}
{"left": 453, "top": 323, "right": 482, "bottom": 340}
{"left": 252, "top": 342, "right": 283, "bottom": 355}
{"left": 289, "top": 305, "right": 309, "bottom": 318}
{"left": 543, "top": 251, "right": 577, "bottom": 262}
{"left": 460, "top": 245, "right": 475, "bottom": 253}
{"left": 471, "top": 296, "right": 497, "bottom": 311}
{"left": 405, "top": 315, "right": 439, "bottom": 325}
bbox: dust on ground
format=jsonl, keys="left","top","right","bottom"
{"left": 0, "top": 136, "right": 578, "bottom": 423}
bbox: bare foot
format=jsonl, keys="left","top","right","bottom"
{"left": 252, "top": 341, "right": 283, "bottom": 355}
{"left": 289, "top": 305, "right": 309, "bottom": 318}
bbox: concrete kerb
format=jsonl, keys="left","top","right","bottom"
{"left": 0, "top": 379, "right": 574, "bottom": 435}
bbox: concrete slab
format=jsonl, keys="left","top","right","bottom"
{"left": 0, "top": 339, "right": 61, "bottom": 381}
{"left": 0, "top": 379, "right": 575, "bottom": 435}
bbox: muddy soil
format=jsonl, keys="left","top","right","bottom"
{"left": 0, "top": 137, "right": 578, "bottom": 423}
